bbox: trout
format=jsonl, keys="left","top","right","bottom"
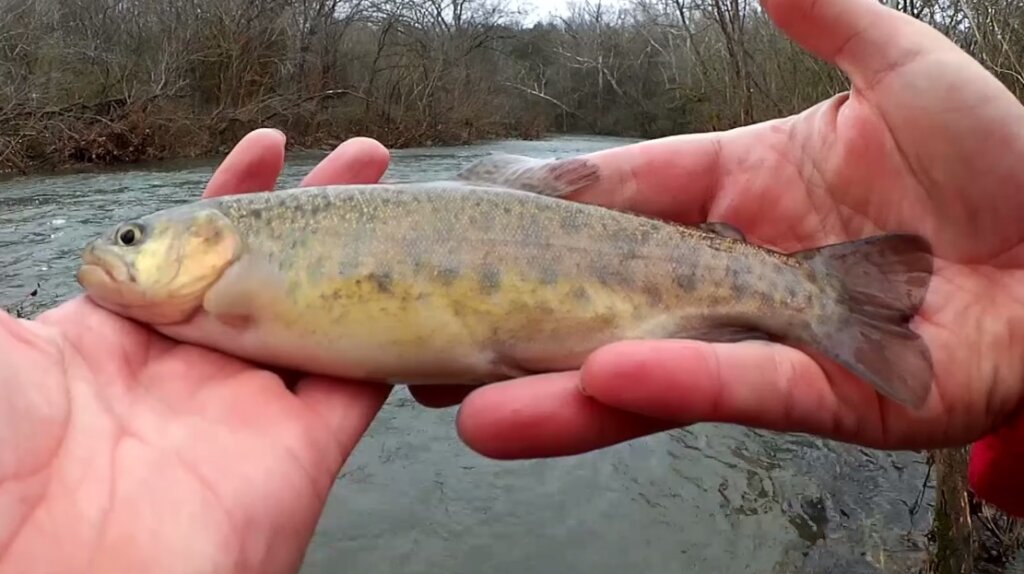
{"left": 75, "top": 153, "right": 935, "bottom": 408}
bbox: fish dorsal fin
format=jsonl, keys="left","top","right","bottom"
{"left": 698, "top": 221, "right": 746, "bottom": 241}
{"left": 455, "top": 152, "right": 600, "bottom": 197}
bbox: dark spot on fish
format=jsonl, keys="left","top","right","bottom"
{"left": 520, "top": 215, "right": 545, "bottom": 243}
{"left": 538, "top": 265, "right": 559, "bottom": 285}
{"left": 478, "top": 265, "right": 502, "bottom": 294}
{"left": 619, "top": 240, "right": 640, "bottom": 261}
{"left": 436, "top": 266, "right": 460, "bottom": 285}
{"left": 615, "top": 226, "right": 656, "bottom": 260}
{"left": 726, "top": 260, "right": 744, "bottom": 283}
{"left": 559, "top": 210, "right": 586, "bottom": 232}
{"left": 593, "top": 265, "right": 631, "bottom": 288}
{"left": 784, "top": 282, "right": 799, "bottom": 303}
{"left": 473, "top": 205, "right": 497, "bottom": 228}
{"left": 534, "top": 303, "right": 556, "bottom": 317}
{"left": 728, "top": 258, "right": 760, "bottom": 297}
{"left": 368, "top": 270, "right": 394, "bottom": 294}
{"left": 642, "top": 283, "right": 663, "bottom": 306}
{"left": 674, "top": 268, "right": 698, "bottom": 292}
{"left": 337, "top": 253, "right": 360, "bottom": 277}
{"left": 733, "top": 272, "right": 755, "bottom": 298}
{"left": 410, "top": 258, "right": 425, "bottom": 274}
{"left": 570, "top": 285, "right": 590, "bottom": 303}
{"left": 299, "top": 203, "right": 322, "bottom": 219}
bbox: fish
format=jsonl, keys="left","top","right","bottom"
{"left": 75, "top": 152, "right": 935, "bottom": 408}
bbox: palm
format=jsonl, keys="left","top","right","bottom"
{"left": 428, "top": 0, "right": 1024, "bottom": 459}
{"left": 0, "top": 132, "right": 392, "bottom": 572}
{"left": 3, "top": 299, "right": 337, "bottom": 572}
{"left": 695, "top": 77, "right": 1024, "bottom": 447}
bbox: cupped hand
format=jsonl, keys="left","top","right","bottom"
{"left": 411, "top": 0, "right": 1024, "bottom": 458}
{"left": 0, "top": 130, "right": 392, "bottom": 573}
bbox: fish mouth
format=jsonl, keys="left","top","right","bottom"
{"left": 77, "top": 240, "right": 134, "bottom": 287}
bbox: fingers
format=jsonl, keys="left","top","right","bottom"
{"left": 294, "top": 377, "right": 391, "bottom": 472}
{"left": 204, "top": 128, "right": 287, "bottom": 198}
{"left": 455, "top": 338, "right": 892, "bottom": 459}
{"left": 571, "top": 132, "right": 727, "bottom": 224}
{"left": 301, "top": 137, "right": 390, "bottom": 187}
{"left": 760, "top": 0, "right": 957, "bottom": 90}
{"left": 454, "top": 372, "right": 677, "bottom": 459}
{"left": 203, "top": 131, "right": 390, "bottom": 200}
{"left": 580, "top": 339, "right": 876, "bottom": 441}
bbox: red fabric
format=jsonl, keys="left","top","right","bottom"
{"left": 968, "top": 412, "right": 1024, "bottom": 517}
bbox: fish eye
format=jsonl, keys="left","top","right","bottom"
{"left": 116, "top": 224, "right": 143, "bottom": 247}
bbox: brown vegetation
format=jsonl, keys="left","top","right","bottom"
{"left": 927, "top": 448, "right": 1024, "bottom": 574}
{"left": 1, "top": 0, "right": 1021, "bottom": 174}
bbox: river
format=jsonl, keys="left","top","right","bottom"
{"left": 0, "top": 135, "right": 934, "bottom": 573}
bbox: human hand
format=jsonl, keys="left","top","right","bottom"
{"left": 0, "top": 129, "right": 392, "bottom": 573}
{"left": 411, "top": 0, "right": 1024, "bottom": 458}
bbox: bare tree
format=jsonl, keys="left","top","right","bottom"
{"left": 0, "top": 0, "right": 1020, "bottom": 174}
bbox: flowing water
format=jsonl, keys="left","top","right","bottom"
{"left": 0, "top": 135, "right": 934, "bottom": 573}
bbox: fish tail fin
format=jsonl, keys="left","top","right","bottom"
{"left": 794, "top": 233, "right": 935, "bottom": 409}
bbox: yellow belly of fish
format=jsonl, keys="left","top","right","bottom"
{"left": 186, "top": 267, "right": 674, "bottom": 384}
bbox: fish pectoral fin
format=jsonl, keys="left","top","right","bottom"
{"left": 674, "top": 324, "right": 773, "bottom": 344}
{"left": 455, "top": 152, "right": 600, "bottom": 197}
{"left": 698, "top": 222, "right": 747, "bottom": 241}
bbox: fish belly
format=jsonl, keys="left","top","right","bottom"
{"left": 157, "top": 254, "right": 683, "bottom": 384}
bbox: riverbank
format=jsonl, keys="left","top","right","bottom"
{"left": 0, "top": 103, "right": 558, "bottom": 176}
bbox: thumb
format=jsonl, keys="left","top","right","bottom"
{"left": 761, "top": 0, "right": 962, "bottom": 89}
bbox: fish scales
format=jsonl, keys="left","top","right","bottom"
{"left": 212, "top": 183, "right": 819, "bottom": 371}
{"left": 76, "top": 152, "right": 935, "bottom": 408}
{"left": 234, "top": 186, "right": 806, "bottom": 325}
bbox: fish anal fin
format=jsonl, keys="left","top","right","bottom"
{"left": 674, "top": 324, "right": 773, "bottom": 344}
{"left": 698, "top": 222, "right": 746, "bottom": 241}
{"left": 455, "top": 152, "right": 600, "bottom": 197}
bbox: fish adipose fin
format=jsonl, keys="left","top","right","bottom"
{"left": 698, "top": 222, "right": 746, "bottom": 241}
{"left": 795, "top": 233, "right": 935, "bottom": 409}
{"left": 455, "top": 153, "right": 600, "bottom": 197}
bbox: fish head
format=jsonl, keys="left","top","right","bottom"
{"left": 76, "top": 206, "right": 242, "bottom": 325}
